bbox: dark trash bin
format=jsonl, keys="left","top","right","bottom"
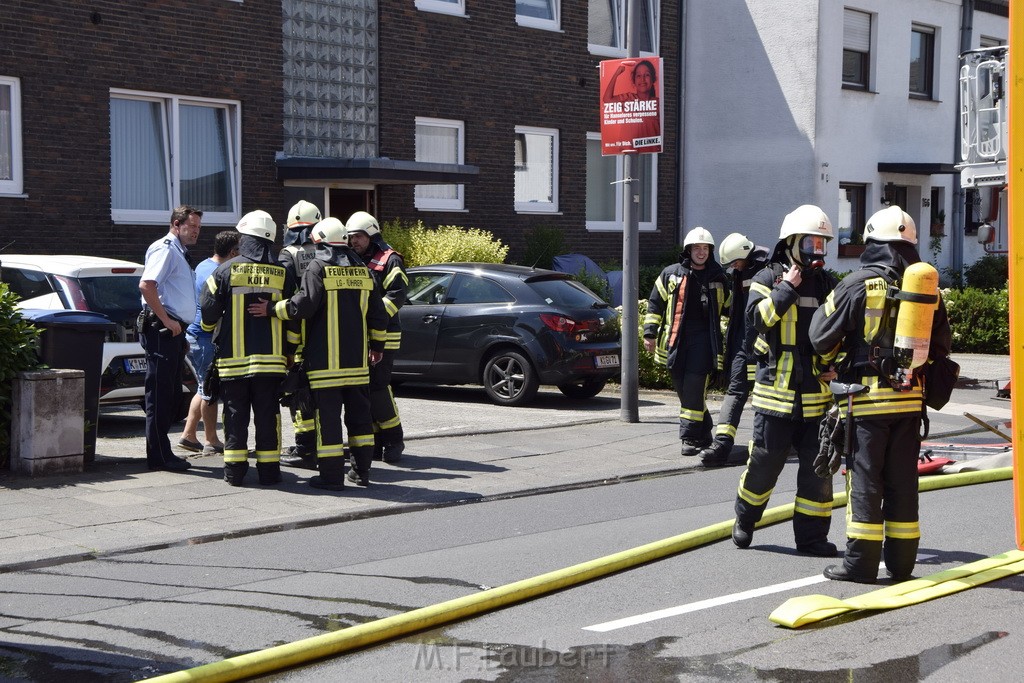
{"left": 19, "top": 309, "right": 116, "bottom": 464}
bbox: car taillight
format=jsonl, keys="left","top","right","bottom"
{"left": 53, "top": 275, "right": 90, "bottom": 310}
{"left": 540, "top": 314, "right": 601, "bottom": 341}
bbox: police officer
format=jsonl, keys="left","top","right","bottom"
{"left": 278, "top": 200, "right": 323, "bottom": 470}
{"left": 346, "top": 211, "right": 409, "bottom": 463}
{"left": 200, "top": 210, "right": 292, "bottom": 487}
{"left": 139, "top": 205, "right": 202, "bottom": 472}
{"left": 732, "top": 205, "right": 839, "bottom": 556}
{"left": 698, "top": 233, "right": 770, "bottom": 467}
{"left": 810, "top": 205, "right": 952, "bottom": 583}
{"left": 249, "top": 217, "right": 387, "bottom": 491}
{"left": 643, "top": 227, "right": 729, "bottom": 456}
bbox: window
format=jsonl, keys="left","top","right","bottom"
{"left": 910, "top": 24, "right": 935, "bottom": 99}
{"left": 110, "top": 90, "right": 240, "bottom": 225}
{"left": 517, "top": 0, "right": 559, "bottom": 31}
{"left": 589, "top": 0, "right": 659, "bottom": 56}
{"left": 843, "top": 8, "right": 871, "bottom": 90}
{"left": 0, "top": 76, "right": 23, "bottom": 196}
{"left": 585, "top": 133, "right": 656, "bottom": 231}
{"left": 406, "top": 271, "right": 454, "bottom": 305}
{"left": 514, "top": 126, "right": 558, "bottom": 213}
{"left": 838, "top": 183, "right": 866, "bottom": 245}
{"left": 415, "top": 0, "right": 464, "bottom": 17}
{"left": 448, "top": 275, "right": 515, "bottom": 305}
{"left": 415, "top": 117, "right": 464, "bottom": 211}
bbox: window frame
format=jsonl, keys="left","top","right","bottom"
{"left": 842, "top": 8, "right": 872, "bottom": 91}
{"left": 585, "top": 132, "right": 657, "bottom": 232}
{"left": 109, "top": 88, "right": 241, "bottom": 226}
{"left": 839, "top": 183, "right": 866, "bottom": 244}
{"left": 415, "top": 0, "right": 465, "bottom": 17}
{"left": 414, "top": 116, "right": 465, "bottom": 212}
{"left": 517, "top": 0, "right": 560, "bottom": 32}
{"left": 909, "top": 24, "right": 936, "bottom": 100}
{"left": 588, "top": 0, "right": 660, "bottom": 58}
{"left": 514, "top": 125, "right": 559, "bottom": 214}
{"left": 0, "top": 75, "right": 24, "bottom": 196}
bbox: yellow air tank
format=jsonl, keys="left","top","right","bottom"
{"left": 893, "top": 261, "right": 940, "bottom": 381}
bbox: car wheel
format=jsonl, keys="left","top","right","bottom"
{"left": 557, "top": 378, "right": 608, "bottom": 400}
{"left": 483, "top": 350, "right": 539, "bottom": 406}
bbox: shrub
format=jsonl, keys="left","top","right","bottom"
{"left": 0, "top": 284, "right": 42, "bottom": 468}
{"left": 943, "top": 287, "right": 1009, "bottom": 354}
{"left": 574, "top": 268, "right": 611, "bottom": 302}
{"left": 634, "top": 300, "right": 673, "bottom": 389}
{"left": 964, "top": 254, "right": 1008, "bottom": 291}
{"left": 521, "top": 225, "right": 565, "bottom": 270}
{"left": 380, "top": 219, "right": 508, "bottom": 267}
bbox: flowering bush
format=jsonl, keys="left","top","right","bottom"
{"left": 380, "top": 219, "right": 508, "bottom": 267}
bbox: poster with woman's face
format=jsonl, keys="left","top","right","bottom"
{"left": 600, "top": 57, "right": 663, "bottom": 155}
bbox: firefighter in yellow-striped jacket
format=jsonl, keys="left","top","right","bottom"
{"left": 250, "top": 217, "right": 387, "bottom": 491}
{"left": 731, "top": 205, "right": 839, "bottom": 556}
{"left": 200, "top": 210, "right": 294, "bottom": 487}
{"left": 346, "top": 211, "right": 409, "bottom": 464}
{"left": 810, "top": 206, "right": 951, "bottom": 584}
{"left": 643, "top": 227, "right": 729, "bottom": 456}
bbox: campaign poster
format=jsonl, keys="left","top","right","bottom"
{"left": 600, "top": 57, "right": 663, "bottom": 155}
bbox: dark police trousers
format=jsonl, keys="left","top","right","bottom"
{"left": 141, "top": 325, "right": 186, "bottom": 468}
{"left": 843, "top": 415, "right": 922, "bottom": 580}
{"left": 735, "top": 412, "right": 834, "bottom": 545}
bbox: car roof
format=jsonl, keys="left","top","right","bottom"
{"left": 407, "top": 262, "right": 571, "bottom": 282}
{"left": 1, "top": 254, "right": 143, "bottom": 276}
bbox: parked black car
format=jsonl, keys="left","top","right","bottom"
{"left": 395, "top": 263, "right": 621, "bottom": 406}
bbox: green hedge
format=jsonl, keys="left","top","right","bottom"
{"left": 0, "top": 284, "right": 42, "bottom": 467}
{"left": 634, "top": 300, "right": 673, "bottom": 390}
{"left": 943, "top": 287, "right": 1009, "bottom": 354}
{"left": 379, "top": 219, "right": 509, "bottom": 267}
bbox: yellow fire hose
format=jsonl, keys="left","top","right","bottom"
{"left": 145, "top": 467, "right": 1013, "bottom": 682}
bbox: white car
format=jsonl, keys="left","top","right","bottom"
{"left": 0, "top": 254, "right": 196, "bottom": 419}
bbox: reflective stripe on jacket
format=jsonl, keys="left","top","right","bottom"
{"left": 643, "top": 262, "right": 728, "bottom": 370}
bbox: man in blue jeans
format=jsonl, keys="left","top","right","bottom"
{"left": 139, "top": 205, "right": 202, "bottom": 472}
{"left": 178, "top": 230, "right": 239, "bottom": 454}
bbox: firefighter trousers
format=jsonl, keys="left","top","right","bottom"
{"left": 712, "top": 351, "right": 754, "bottom": 448}
{"left": 313, "top": 386, "right": 374, "bottom": 483}
{"left": 369, "top": 350, "right": 403, "bottom": 446}
{"left": 842, "top": 414, "right": 922, "bottom": 580}
{"left": 221, "top": 376, "right": 282, "bottom": 484}
{"left": 670, "top": 330, "right": 713, "bottom": 443}
{"left": 735, "top": 412, "right": 834, "bottom": 545}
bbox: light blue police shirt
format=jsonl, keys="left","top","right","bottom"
{"left": 140, "top": 233, "right": 196, "bottom": 322}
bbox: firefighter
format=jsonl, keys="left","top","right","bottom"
{"left": 809, "top": 205, "right": 952, "bottom": 583}
{"left": 249, "top": 217, "right": 387, "bottom": 491}
{"left": 346, "top": 211, "right": 409, "bottom": 463}
{"left": 731, "top": 205, "right": 839, "bottom": 556}
{"left": 278, "top": 200, "right": 322, "bottom": 470}
{"left": 698, "top": 233, "right": 770, "bottom": 467}
{"left": 200, "top": 210, "right": 293, "bottom": 487}
{"left": 643, "top": 227, "right": 729, "bottom": 456}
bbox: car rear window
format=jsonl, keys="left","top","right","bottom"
{"left": 76, "top": 275, "right": 143, "bottom": 319}
{"left": 528, "top": 277, "right": 606, "bottom": 307}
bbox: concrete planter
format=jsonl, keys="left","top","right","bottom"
{"left": 11, "top": 369, "right": 86, "bottom": 477}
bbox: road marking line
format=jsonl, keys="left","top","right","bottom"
{"left": 582, "top": 575, "right": 828, "bottom": 632}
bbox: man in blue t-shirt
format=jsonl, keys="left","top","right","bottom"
{"left": 178, "top": 230, "right": 240, "bottom": 454}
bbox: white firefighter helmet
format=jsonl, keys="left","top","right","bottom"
{"left": 346, "top": 211, "right": 381, "bottom": 237}
{"left": 864, "top": 205, "right": 918, "bottom": 245}
{"left": 310, "top": 217, "right": 348, "bottom": 246}
{"left": 286, "top": 200, "right": 322, "bottom": 230}
{"left": 719, "top": 233, "right": 754, "bottom": 265}
{"left": 682, "top": 226, "right": 715, "bottom": 249}
{"left": 236, "top": 210, "right": 277, "bottom": 242}
{"left": 778, "top": 205, "right": 834, "bottom": 241}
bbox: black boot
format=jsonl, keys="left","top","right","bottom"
{"left": 382, "top": 440, "right": 405, "bottom": 464}
{"left": 281, "top": 445, "right": 318, "bottom": 470}
{"left": 257, "top": 461, "right": 282, "bottom": 486}
{"left": 224, "top": 461, "right": 249, "bottom": 487}
{"left": 824, "top": 564, "right": 877, "bottom": 584}
{"left": 698, "top": 440, "right": 732, "bottom": 467}
{"left": 309, "top": 456, "right": 345, "bottom": 491}
{"left": 347, "top": 446, "right": 373, "bottom": 486}
{"left": 732, "top": 520, "right": 753, "bottom": 549}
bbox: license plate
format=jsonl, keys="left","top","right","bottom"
{"left": 124, "top": 357, "right": 148, "bottom": 374}
{"left": 595, "top": 354, "right": 620, "bottom": 368}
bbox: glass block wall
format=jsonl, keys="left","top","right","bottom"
{"left": 282, "top": 0, "right": 378, "bottom": 158}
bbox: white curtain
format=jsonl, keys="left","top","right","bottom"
{"left": 110, "top": 98, "right": 169, "bottom": 211}
{"left": 416, "top": 123, "right": 459, "bottom": 202}
{"left": 514, "top": 132, "right": 553, "bottom": 204}
{"left": 180, "top": 104, "right": 233, "bottom": 212}
{"left": 0, "top": 86, "right": 11, "bottom": 181}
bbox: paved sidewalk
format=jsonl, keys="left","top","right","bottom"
{"left": 0, "top": 353, "right": 1011, "bottom": 572}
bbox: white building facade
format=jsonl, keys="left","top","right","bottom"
{"left": 679, "top": 0, "right": 1008, "bottom": 277}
